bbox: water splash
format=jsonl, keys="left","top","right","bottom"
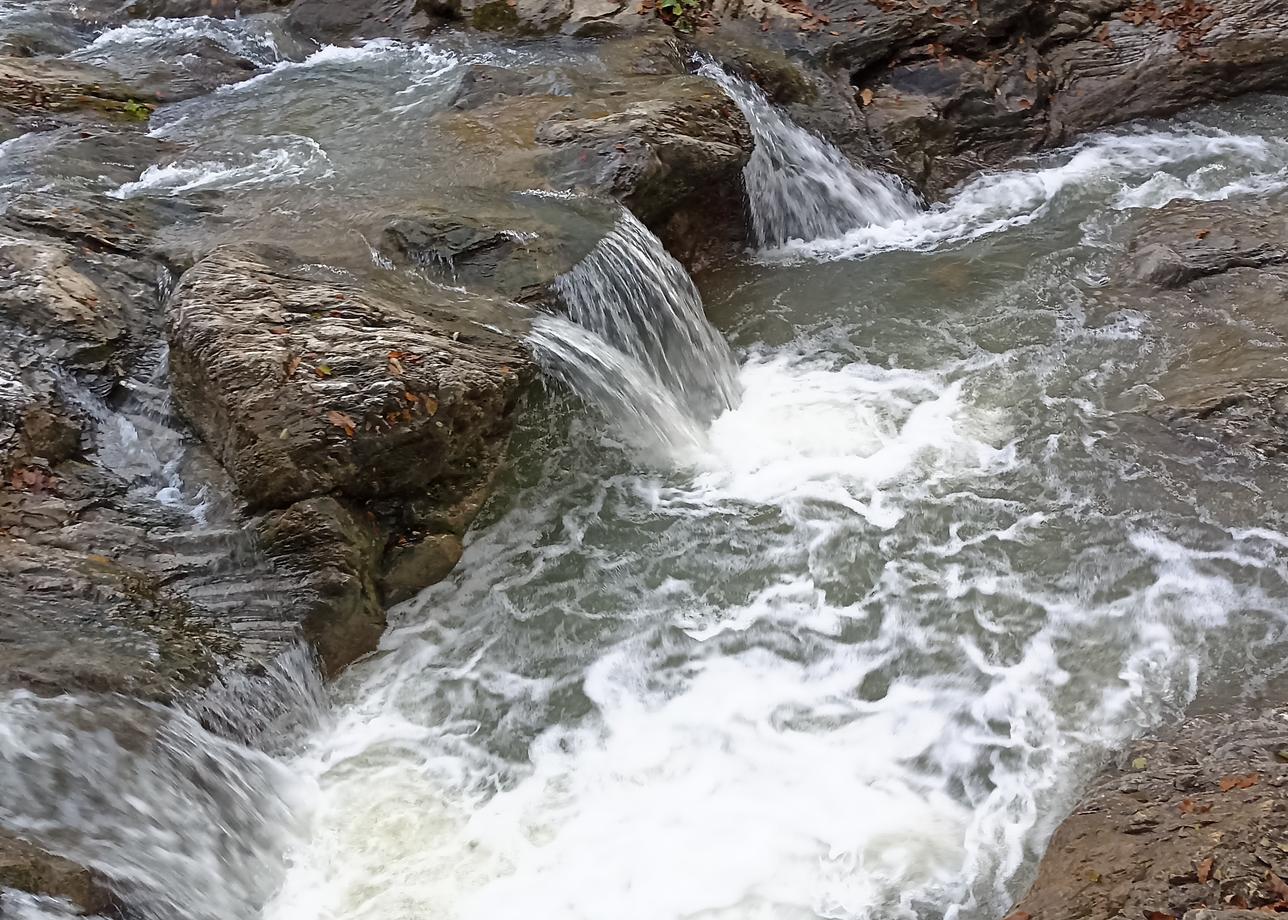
{"left": 698, "top": 61, "right": 918, "bottom": 248}
{"left": 0, "top": 692, "right": 311, "bottom": 920}
{"left": 534, "top": 210, "right": 739, "bottom": 460}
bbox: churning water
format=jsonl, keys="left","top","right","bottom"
{"left": 4, "top": 15, "right": 1288, "bottom": 920}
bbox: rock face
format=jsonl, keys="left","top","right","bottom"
{"left": 705, "top": 0, "right": 1288, "bottom": 197}
{"left": 166, "top": 245, "right": 536, "bottom": 673}
{"left": 1007, "top": 700, "right": 1288, "bottom": 920}
{"left": 1119, "top": 194, "right": 1288, "bottom": 457}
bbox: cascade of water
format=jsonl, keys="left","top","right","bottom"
{"left": 697, "top": 60, "right": 919, "bottom": 248}
{"left": 534, "top": 210, "right": 740, "bottom": 461}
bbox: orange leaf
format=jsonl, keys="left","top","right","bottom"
{"left": 1268, "top": 873, "right": 1288, "bottom": 901}
{"left": 1147, "top": 911, "right": 1175, "bottom": 920}
{"left": 1178, "top": 798, "right": 1212, "bottom": 815}
{"left": 325, "top": 410, "right": 357, "bottom": 438}
{"left": 859, "top": 87, "right": 875, "bottom": 106}
{"left": 1219, "top": 773, "right": 1259, "bottom": 792}
{"left": 1198, "top": 857, "right": 1214, "bottom": 884}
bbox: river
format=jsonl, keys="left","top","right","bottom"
{"left": 3, "top": 12, "right": 1288, "bottom": 920}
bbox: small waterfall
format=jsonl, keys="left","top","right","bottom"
{"left": 534, "top": 210, "right": 739, "bottom": 461}
{"left": 697, "top": 61, "right": 919, "bottom": 248}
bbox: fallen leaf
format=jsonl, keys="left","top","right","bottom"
{"left": 1017, "top": 97, "right": 1032, "bottom": 109}
{"left": 1147, "top": 911, "right": 1175, "bottom": 920}
{"left": 1195, "top": 228, "right": 1210, "bottom": 239}
{"left": 1268, "top": 873, "right": 1288, "bottom": 901}
{"left": 316, "top": 364, "right": 333, "bottom": 378}
{"left": 86, "top": 554, "right": 112, "bottom": 566}
{"left": 1002, "top": 912, "right": 1031, "bottom": 920}
{"left": 1024, "top": 66, "right": 1038, "bottom": 82}
{"left": 1132, "top": 756, "right": 1148, "bottom": 770}
{"left": 269, "top": 326, "right": 289, "bottom": 334}
{"left": 1087, "top": 870, "right": 1102, "bottom": 883}
{"left": 860, "top": 87, "right": 875, "bottom": 106}
{"left": 1198, "top": 857, "right": 1214, "bottom": 884}
{"left": 1275, "top": 750, "right": 1288, "bottom": 763}
{"left": 1218, "top": 773, "right": 1260, "bottom": 792}
{"left": 423, "top": 396, "right": 439, "bottom": 416}
{"left": 1179, "top": 798, "right": 1213, "bottom": 815}
{"left": 325, "top": 410, "right": 357, "bottom": 438}
{"left": 286, "top": 355, "right": 301, "bottom": 378}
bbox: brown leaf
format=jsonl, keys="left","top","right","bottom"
{"left": 388, "top": 355, "right": 404, "bottom": 376}
{"left": 1198, "top": 857, "right": 1214, "bottom": 884}
{"left": 1268, "top": 873, "right": 1288, "bottom": 901}
{"left": 423, "top": 396, "right": 439, "bottom": 416}
{"left": 9, "top": 467, "right": 56, "bottom": 493}
{"left": 325, "top": 410, "right": 357, "bottom": 438}
{"left": 286, "top": 354, "right": 302, "bottom": 378}
{"left": 1179, "top": 798, "right": 1213, "bottom": 815}
{"left": 269, "top": 326, "right": 289, "bottom": 335}
{"left": 1147, "top": 912, "right": 1175, "bottom": 920}
{"left": 1002, "top": 912, "right": 1031, "bottom": 920}
{"left": 1195, "top": 228, "right": 1210, "bottom": 239}
{"left": 859, "top": 87, "right": 875, "bottom": 106}
{"left": 1219, "top": 773, "right": 1260, "bottom": 792}
{"left": 1024, "top": 66, "right": 1038, "bottom": 82}
{"left": 1017, "top": 98, "right": 1032, "bottom": 109}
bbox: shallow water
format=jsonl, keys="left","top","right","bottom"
{"left": 3, "top": 11, "right": 1288, "bottom": 920}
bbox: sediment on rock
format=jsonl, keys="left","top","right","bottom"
{"left": 1005, "top": 700, "right": 1288, "bottom": 920}
{"left": 1117, "top": 194, "right": 1288, "bottom": 458}
{"left": 165, "top": 244, "right": 536, "bottom": 675}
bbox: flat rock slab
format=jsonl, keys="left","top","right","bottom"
{"left": 1007, "top": 701, "right": 1288, "bottom": 920}
{"left": 1117, "top": 194, "right": 1288, "bottom": 457}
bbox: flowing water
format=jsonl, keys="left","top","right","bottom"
{"left": 4, "top": 12, "right": 1288, "bottom": 920}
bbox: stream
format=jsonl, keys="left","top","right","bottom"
{"left": 4, "top": 11, "right": 1288, "bottom": 920}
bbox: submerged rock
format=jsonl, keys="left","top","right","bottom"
{"left": 1119, "top": 194, "right": 1288, "bottom": 458}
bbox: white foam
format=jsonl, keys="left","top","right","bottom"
{"left": 775, "top": 128, "right": 1288, "bottom": 261}
{"left": 684, "top": 350, "right": 1012, "bottom": 524}
{"left": 70, "top": 16, "right": 285, "bottom": 68}
{"left": 110, "top": 135, "right": 333, "bottom": 197}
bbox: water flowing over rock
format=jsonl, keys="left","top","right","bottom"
{"left": 530, "top": 209, "right": 738, "bottom": 462}
{"left": 699, "top": 59, "right": 918, "bottom": 247}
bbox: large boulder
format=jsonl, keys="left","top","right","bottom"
{"left": 166, "top": 245, "right": 536, "bottom": 673}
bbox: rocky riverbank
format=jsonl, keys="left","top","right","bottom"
{"left": 1, "top": 0, "right": 1287, "bottom": 915}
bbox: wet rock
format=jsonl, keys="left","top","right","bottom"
{"left": 0, "top": 838, "right": 113, "bottom": 916}
{"left": 378, "top": 191, "right": 616, "bottom": 302}
{"left": 1117, "top": 195, "right": 1288, "bottom": 458}
{"left": 0, "top": 56, "right": 158, "bottom": 124}
{"left": 703, "top": 0, "right": 1288, "bottom": 198}
{"left": 1005, "top": 701, "right": 1288, "bottom": 920}
{"left": 166, "top": 244, "right": 536, "bottom": 673}
{"left": 286, "top": 0, "right": 453, "bottom": 42}
{"left": 436, "top": 60, "right": 752, "bottom": 262}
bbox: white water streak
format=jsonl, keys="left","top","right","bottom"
{"left": 699, "top": 61, "right": 918, "bottom": 248}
